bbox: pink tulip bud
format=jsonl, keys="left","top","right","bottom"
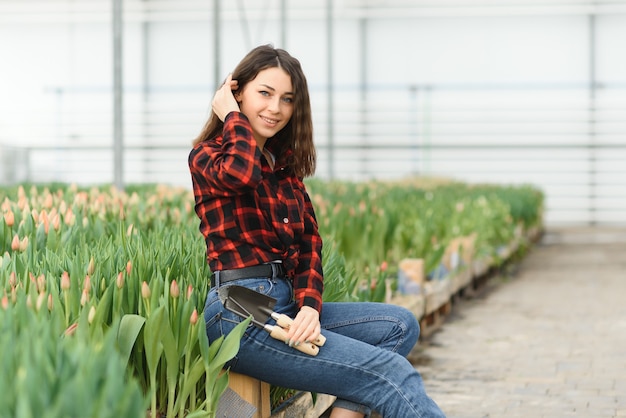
{"left": 9, "top": 272, "right": 17, "bottom": 288}
{"left": 64, "top": 322, "right": 78, "bottom": 336}
{"left": 64, "top": 207, "right": 75, "bottom": 226}
{"left": 116, "top": 272, "right": 124, "bottom": 289}
{"left": 36, "top": 292, "right": 46, "bottom": 311}
{"left": 17, "top": 196, "right": 27, "bottom": 211}
{"left": 186, "top": 284, "right": 193, "bottom": 300}
{"left": 40, "top": 210, "right": 49, "bottom": 234}
{"left": 47, "top": 294, "right": 54, "bottom": 311}
{"left": 170, "top": 280, "right": 180, "bottom": 299}
{"left": 3, "top": 210, "right": 14, "bottom": 227}
{"left": 83, "top": 275, "right": 91, "bottom": 292}
{"left": 11, "top": 234, "right": 20, "bottom": 251}
{"left": 126, "top": 261, "right": 132, "bottom": 276}
{"left": 61, "top": 271, "right": 70, "bottom": 291}
{"left": 190, "top": 309, "right": 198, "bottom": 325}
{"left": 18, "top": 236, "right": 29, "bottom": 252}
{"left": 380, "top": 261, "right": 388, "bottom": 272}
{"left": 44, "top": 193, "right": 53, "bottom": 209}
{"left": 141, "top": 281, "right": 151, "bottom": 299}
{"left": 52, "top": 213, "right": 60, "bottom": 231}
{"left": 1, "top": 294, "right": 8, "bottom": 310}
{"left": 80, "top": 288, "right": 89, "bottom": 306}
{"left": 37, "top": 274, "right": 46, "bottom": 293}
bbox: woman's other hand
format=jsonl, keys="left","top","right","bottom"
{"left": 287, "top": 306, "right": 321, "bottom": 347}
{"left": 211, "top": 73, "right": 240, "bottom": 121}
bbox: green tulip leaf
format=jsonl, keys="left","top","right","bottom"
{"left": 117, "top": 314, "right": 146, "bottom": 367}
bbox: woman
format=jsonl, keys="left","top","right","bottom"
{"left": 189, "top": 44, "right": 445, "bottom": 418}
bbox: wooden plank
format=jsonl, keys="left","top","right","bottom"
{"left": 229, "top": 372, "right": 271, "bottom": 418}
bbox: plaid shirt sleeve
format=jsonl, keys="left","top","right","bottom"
{"left": 189, "top": 112, "right": 263, "bottom": 196}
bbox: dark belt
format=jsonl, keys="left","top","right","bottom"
{"left": 211, "top": 263, "right": 286, "bottom": 288}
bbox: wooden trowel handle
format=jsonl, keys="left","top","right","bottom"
{"left": 271, "top": 313, "right": 327, "bottom": 347}
{"left": 265, "top": 325, "right": 319, "bottom": 356}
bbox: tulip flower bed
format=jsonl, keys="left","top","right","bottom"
{"left": 0, "top": 179, "right": 543, "bottom": 417}
{"left": 307, "top": 178, "right": 544, "bottom": 305}
{"left": 0, "top": 184, "right": 249, "bottom": 418}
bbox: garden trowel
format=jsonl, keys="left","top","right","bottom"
{"left": 218, "top": 285, "right": 319, "bottom": 356}
{"left": 225, "top": 284, "right": 326, "bottom": 346}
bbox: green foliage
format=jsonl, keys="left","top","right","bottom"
{"left": 0, "top": 299, "right": 148, "bottom": 418}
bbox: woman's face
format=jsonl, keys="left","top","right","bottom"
{"left": 235, "top": 67, "right": 294, "bottom": 146}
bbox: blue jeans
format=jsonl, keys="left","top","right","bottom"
{"left": 204, "top": 276, "right": 446, "bottom": 417}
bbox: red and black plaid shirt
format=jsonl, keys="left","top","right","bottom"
{"left": 188, "top": 112, "right": 324, "bottom": 312}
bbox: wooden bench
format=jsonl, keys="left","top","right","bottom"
{"left": 227, "top": 372, "right": 271, "bottom": 418}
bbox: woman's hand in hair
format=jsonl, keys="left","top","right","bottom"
{"left": 211, "top": 73, "right": 240, "bottom": 121}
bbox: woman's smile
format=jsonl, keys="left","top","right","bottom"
{"left": 260, "top": 115, "right": 280, "bottom": 126}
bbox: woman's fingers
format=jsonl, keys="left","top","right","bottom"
{"left": 287, "top": 306, "right": 321, "bottom": 347}
{"left": 211, "top": 73, "right": 240, "bottom": 121}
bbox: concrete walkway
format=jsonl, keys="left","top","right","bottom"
{"left": 414, "top": 227, "right": 626, "bottom": 418}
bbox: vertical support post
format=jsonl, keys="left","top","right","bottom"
{"left": 142, "top": 0, "right": 150, "bottom": 181}
{"left": 112, "top": 0, "right": 124, "bottom": 190}
{"left": 326, "top": 0, "right": 334, "bottom": 179}
{"left": 588, "top": 14, "right": 597, "bottom": 225}
{"left": 359, "top": 17, "right": 368, "bottom": 178}
{"left": 213, "top": 0, "right": 221, "bottom": 90}
{"left": 280, "top": 0, "right": 286, "bottom": 48}
{"left": 409, "top": 85, "right": 419, "bottom": 175}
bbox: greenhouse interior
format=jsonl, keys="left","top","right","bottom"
{"left": 1, "top": 1, "right": 625, "bottom": 418}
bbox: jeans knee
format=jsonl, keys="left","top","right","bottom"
{"left": 396, "top": 306, "right": 420, "bottom": 354}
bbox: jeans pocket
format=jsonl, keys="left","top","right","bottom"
{"left": 204, "top": 291, "right": 224, "bottom": 344}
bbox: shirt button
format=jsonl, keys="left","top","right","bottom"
{"left": 283, "top": 217, "right": 289, "bottom": 224}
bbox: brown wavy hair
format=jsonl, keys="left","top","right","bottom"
{"left": 192, "top": 45, "right": 316, "bottom": 178}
